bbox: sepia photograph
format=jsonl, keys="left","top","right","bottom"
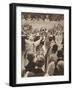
{"left": 10, "top": 3, "right": 71, "bottom": 86}
{"left": 21, "top": 13, "right": 64, "bottom": 77}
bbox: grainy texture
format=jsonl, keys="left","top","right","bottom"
{"left": 21, "top": 12, "right": 64, "bottom": 77}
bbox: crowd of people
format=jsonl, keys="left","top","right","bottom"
{"left": 21, "top": 14, "right": 64, "bottom": 77}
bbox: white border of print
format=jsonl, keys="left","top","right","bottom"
{"left": 16, "top": 6, "right": 69, "bottom": 84}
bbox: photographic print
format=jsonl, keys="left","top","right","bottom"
{"left": 9, "top": 3, "right": 71, "bottom": 87}
{"left": 21, "top": 13, "right": 64, "bottom": 77}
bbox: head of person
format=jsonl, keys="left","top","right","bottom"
{"left": 49, "top": 36, "right": 53, "bottom": 42}
{"left": 52, "top": 44, "right": 58, "bottom": 53}
{"left": 36, "top": 55, "right": 45, "bottom": 68}
{"left": 27, "top": 52, "right": 35, "bottom": 62}
{"left": 49, "top": 35, "right": 55, "bottom": 46}
{"left": 57, "top": 50, "right": 63, "bottom": 59}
